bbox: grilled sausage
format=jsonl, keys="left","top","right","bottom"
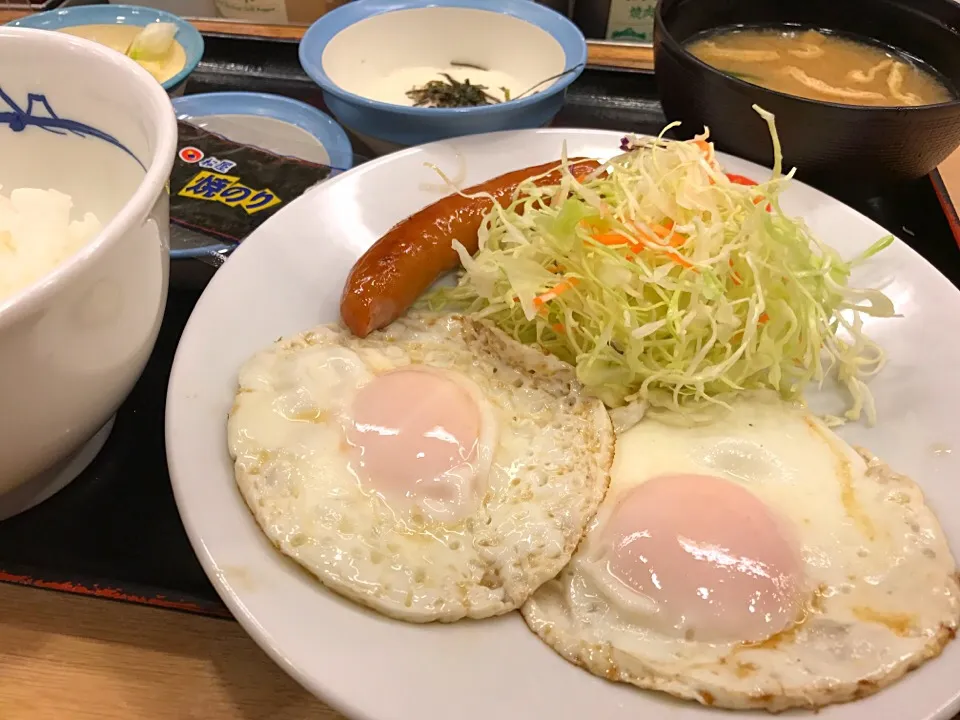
{"left": 340, "top": 158, "right": 601, "bottom": 337}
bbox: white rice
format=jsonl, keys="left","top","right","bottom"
{"left": 0, "top": 187, "right": 102, "bottom": 302}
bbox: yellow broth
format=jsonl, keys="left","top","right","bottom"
{"left": 59, "top": 24, "right": 187, "bottom": 84}
{"left": 687, "top": 27, "right": 954, "bottom": 107}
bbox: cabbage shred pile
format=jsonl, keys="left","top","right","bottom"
{"left": 427, "top": 108, "right": 894, "bottom": 424}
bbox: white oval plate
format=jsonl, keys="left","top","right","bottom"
{"left": 166, "top": 129, "right": 960, "bottom": 720}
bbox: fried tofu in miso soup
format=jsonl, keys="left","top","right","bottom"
{"left": 687, "top": 27, "right": 954, "bottom": 107}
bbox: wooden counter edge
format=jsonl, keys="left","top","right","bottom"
{"left": 1, "top": 9, "right": 955, "bottom": 197}
{"left": 0, "top": 10, "right": 655, "bottom": 71}
{"left": 0, "top": 581, "right": 343, "bottom": 720}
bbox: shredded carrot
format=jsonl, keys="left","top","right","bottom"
{"left": 652, "top": 223, "right": 686, "bottom": 248}
{"left": 725, "top": 173, "right": 773, "bottom": 212}
{"left": 551, "top": 323, "right": 565, "bottom": 333}
{"left": 638, "top": 239, "right": 695, "bottom": 269}
{"left": 661, "top": 249, "right": 695, "bottom": 270}
{"left": 692, "top": 139, "right": 724, "bottom": 172}
{"left": 731, "top": 313, "right": 769, "bottom": 344}
{"left": 533, "top": 277, "right": 580, "bottom": 307}
{"left": 588, "top": 219, "right": 685, "bottom": 248}
{"left": 726, "top": 173, "right": 757, "bottom": 186}
{"left": 728, "top": 258, "right": 742, "bottom": 286}
{"left": 630, "top": 220, "right": 687, "bottom": 248}
{"left": 585, "top": 219, "right": 694, "bottom": 270}
{"left": 626, "top": 226, "right": 695, "bottom": 269}
{"left": 591, "top": 232, "right": 633, "bottom": 246}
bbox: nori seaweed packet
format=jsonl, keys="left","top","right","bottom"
{"left": 170, "top": 119, "right": 346, "bottom": 266}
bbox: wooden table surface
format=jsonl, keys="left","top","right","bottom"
{"left": 942, "top": 146, "right": 960, "bottom": 207}
{"left": 0, "top": 582, "right": 339, "bottom": 720}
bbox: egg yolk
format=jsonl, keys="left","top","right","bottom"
{"left": 600, "top": 473, "right": 802, "bottom": 643}
{"left": 344, "top": 368, "right": 481, "bottom": 519}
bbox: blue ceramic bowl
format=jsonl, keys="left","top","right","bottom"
{"left": 173, "top": 92, "right": 354, "bottom": 171}
{"left": 8, "top": 5, "right": 204, "bottom": 95}
{"left": 299, "top": 0, "right": 587, "bottom": 153}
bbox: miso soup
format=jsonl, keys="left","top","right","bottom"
{"left": 686, "top": 27, "right": 954, "bottom": 107}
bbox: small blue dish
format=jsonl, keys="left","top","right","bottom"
{"left": 299, "top": 0, "right": 587, "bottom": 152}
{"left": 170, "top": 92, "right": 353, "bottom": 260}
{"left": 8, "top": 5, "right": 204, "bottom": 95}
{"left": 173, "top": 92, "right": 354, "bottom": 171}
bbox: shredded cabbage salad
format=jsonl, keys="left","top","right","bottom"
{"left": 426, "top": 107, "right": 895, "bottom": 424}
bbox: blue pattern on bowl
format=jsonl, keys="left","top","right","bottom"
{"left": 0, "top": 86, "right": 142, "bottom": 168}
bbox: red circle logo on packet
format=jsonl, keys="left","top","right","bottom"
{"left": 179, "top": 146, "right": 204, "bottom": 163}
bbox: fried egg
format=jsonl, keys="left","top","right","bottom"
{"left": 522, "top": 393, "right": 960, "bottom": 711}
{"left": 228, "top": 312, "right": 614, "bottom": 622}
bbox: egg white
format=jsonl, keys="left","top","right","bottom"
{"left": 522, "top": 393, "right": 960, "bottom": 711}
{"left": 228, "top": 312, "right": 614, "bottom": 622}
